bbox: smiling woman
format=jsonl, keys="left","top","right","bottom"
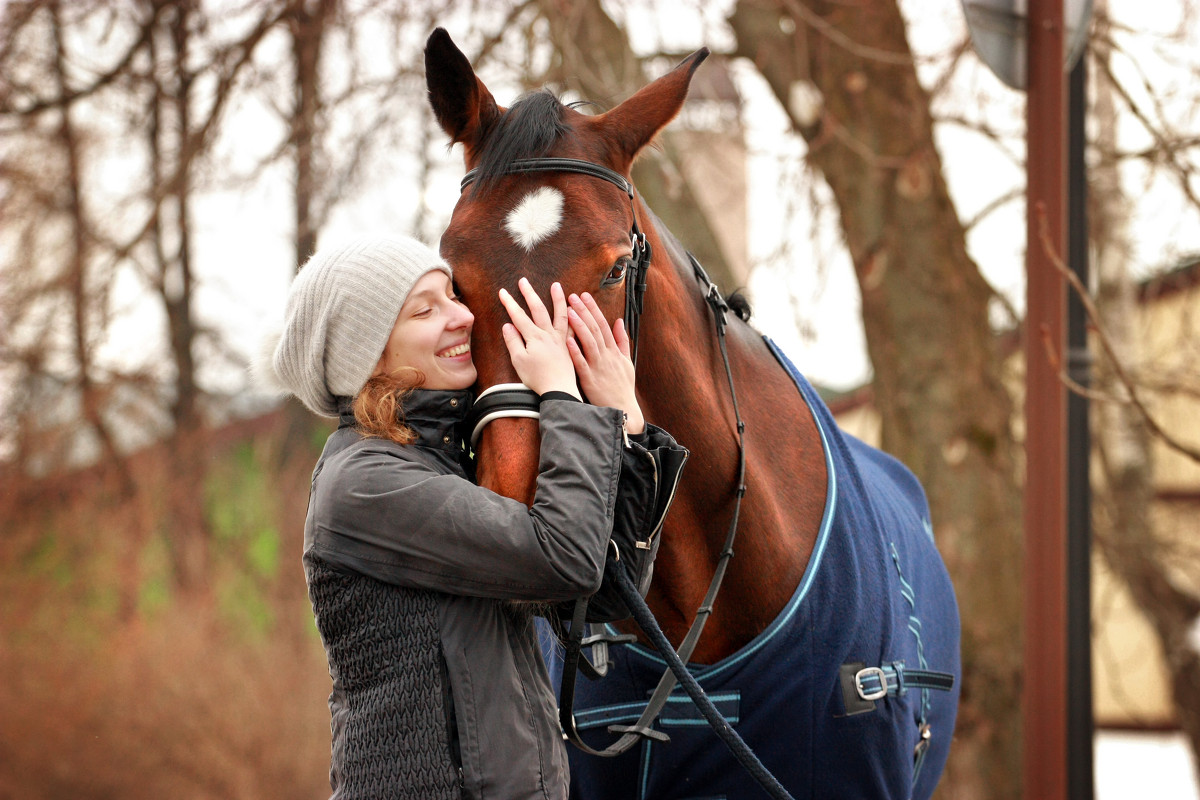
{"left": 257, "top": 232, "right": 687, "bottom": 799}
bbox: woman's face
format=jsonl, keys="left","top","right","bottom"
{"left": 375, "top": 270, "right": 477, "bottom": 390}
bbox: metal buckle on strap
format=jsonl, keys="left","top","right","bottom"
{"left": 855, "top": 666, "right": 890, "bottom": 702}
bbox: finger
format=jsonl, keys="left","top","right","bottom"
{"left": 518, "top": 277, "right": 553, "bottom": 330}
{"left": 550, "top": 282, "right": 569, "bottom": 335}
{"left": 499, "top": 287, "right": 538, "bottom": 338}
{"left": 567, "top": 306, "right": 600, "bottom": 357}
{"left": 566, "top": 336, "right": 589, "bottom": 374}
{"left": 569, "top": 292, "right": 606, "bottom": 348}
{"left": 580, "top": 292, "right": 617, "bottom": 349}
{"left": 500, "top": 322, "right": 525, "bottom": 357}
{"left": 612, "top": 318, "right": 632, "bottom": 359}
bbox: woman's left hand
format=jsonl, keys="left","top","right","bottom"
{"left": 566, "top": 292, "right": 645, "bottom": 434}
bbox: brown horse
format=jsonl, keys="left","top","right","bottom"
{"left": 425, "top": 28, "right": 959, "bottom": 800}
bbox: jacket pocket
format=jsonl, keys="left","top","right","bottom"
{"left": 446, "top": 647, "right": 483, "bottom": 798}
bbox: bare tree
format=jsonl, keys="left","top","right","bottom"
{"left": 2, "top": 0, "right": 290, "bottom": 589}
{"left": 0, "top": 2, "right": 139, "bottom": 487}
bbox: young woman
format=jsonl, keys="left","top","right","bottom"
{"left": 262, "top": 234, "right": 685, "bottom": 800}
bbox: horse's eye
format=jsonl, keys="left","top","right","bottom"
{"left": 601, "top": 258, "right": 630, "bottom": 287}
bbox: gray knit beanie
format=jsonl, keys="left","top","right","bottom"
{"left": 259, "top": 234, "right": 452, "bottom": 417}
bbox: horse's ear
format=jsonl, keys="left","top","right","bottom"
{"left": 600, "top": 48, "right": 709, "bottom": 165}
{"left": 425, "top": 28, "right": 502, "bottom": 154}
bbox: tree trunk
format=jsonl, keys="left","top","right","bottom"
{"left": 49, "top": 0, "right": 133, "bottom": 495}
{"left": 146, "top": 0, "right": 209, "bottom": 593}
{"left": 289, "top": 0, "right": 335, "bottom": 269}
{"left": 1089, "top": 3, "right": 1200, "bottom": 771}
{"left": 729, "top": 2, "right": 1024, "bottom": 796}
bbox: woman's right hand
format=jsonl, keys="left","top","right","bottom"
{"left": 499, "top": 278, "right": 581, "bottom": 399}
{"left": 566, "top": 292, "right": 645, "bottom": 434}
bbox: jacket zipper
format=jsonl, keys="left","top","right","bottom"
{"left": 642, "top": 449, "right": 686, "bottom": 546}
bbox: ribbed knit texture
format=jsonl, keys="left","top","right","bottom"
{"left": 306, "top": 555, "right": 461, "bottom": 800}
{"left": 273, "top": 235, "right": 452, "bottom": 417}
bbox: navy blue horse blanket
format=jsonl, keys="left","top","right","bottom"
{"left": 545, "top": 338, "right": 961, "bottom": 800}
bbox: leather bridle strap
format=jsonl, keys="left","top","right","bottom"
{"left": 558, "top": 251, "right": 748, "bottom": 758}
{"left": 460, "top": 157, "right": 635, "bottom": 196}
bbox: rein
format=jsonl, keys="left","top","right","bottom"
{"left": 457, "top": 157, "right": 769, "bottom": 790}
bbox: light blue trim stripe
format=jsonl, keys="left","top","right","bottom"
{"left": 891, "top": 541, "right": 933, "bottom": 722}
{"left": 574, "top": 692, "right": 742, "bottom": 730}
{"left": 614, "top": 337, "right": 838, "bottom": 682}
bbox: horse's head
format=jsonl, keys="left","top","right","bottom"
{"left": 425, "top": 28, "right": 707, "bottom": 503}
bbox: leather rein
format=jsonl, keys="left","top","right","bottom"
{"left": 456, "top": 157, "right": 749, "bottom": 758}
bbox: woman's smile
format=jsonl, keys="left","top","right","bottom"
{"left": 437, "top": 341, "right": 472, "bottom": 360}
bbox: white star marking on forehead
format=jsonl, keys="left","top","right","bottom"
{"left": 504, "top": 187, "right": 564, "bottom": 251}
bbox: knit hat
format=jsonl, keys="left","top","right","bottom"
{"left": 256, "top": 234, "right": 453, "bottom": 417}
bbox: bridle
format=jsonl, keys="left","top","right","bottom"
{"left": 455, "top": 155, "right": 755, "bottom": 773}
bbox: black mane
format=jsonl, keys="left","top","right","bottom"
{"left": 470, "top": 90, "right": 570, "bottom": 195}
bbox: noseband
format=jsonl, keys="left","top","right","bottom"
{"left": 459, "top": 157, "right": 651, "bottom": 445}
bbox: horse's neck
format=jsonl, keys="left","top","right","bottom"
{"left": 633, "top": 251, "right": 828, "bottom": 663}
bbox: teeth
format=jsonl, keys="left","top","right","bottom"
{"left": 439, "top": 343, "right": 471, "bottom": 358}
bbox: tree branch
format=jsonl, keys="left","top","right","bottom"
{"left": 1037, "top": 206, "right": 1200, "bottom": 463}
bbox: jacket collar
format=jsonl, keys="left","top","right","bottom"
{"left": 337, "top": 388, "right": 475, "bottom": 453}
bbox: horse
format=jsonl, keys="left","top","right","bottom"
{"left": 424, "top": 28, "right": 961, "bottom": 800}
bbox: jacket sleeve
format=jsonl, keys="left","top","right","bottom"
{"left": 305, "top": 400, "right": 624, "bottom": 602}
{"left": 571, "top": 423, "right": 688, "bottom": 623}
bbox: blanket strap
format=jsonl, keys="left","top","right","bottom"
{"left": 839, "top": 661, "right": 955, "bottom": 715}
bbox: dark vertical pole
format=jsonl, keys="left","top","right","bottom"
{"left": 1067, "top": 51, "right": 1095, "bottom": 800}
{"left": 1025, "top": 0, "right": 1068, "bottom": 797}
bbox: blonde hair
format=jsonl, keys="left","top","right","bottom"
{"left": 352, "top": 368, "right": 425, "bottom": 445}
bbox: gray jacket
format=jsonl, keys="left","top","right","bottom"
{"left": 303, "top": 389, "right": 685, "bottom": 799}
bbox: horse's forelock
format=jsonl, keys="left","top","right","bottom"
{"left": 469, "top": 90, "right": 570, "bottom": 195}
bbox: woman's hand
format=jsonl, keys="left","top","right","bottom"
{"left": 566, "top": 292, "right": 645, "bottom": 434}
{"left": 499, "top": 278, "right": 581, "bottom": 399}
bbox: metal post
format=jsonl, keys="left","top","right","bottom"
{"left": 1024, "top": 0, "right": 1068, "bottom": 797}
{"left": 1066, "top": 51, "right": 1095, "bottom": 800}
